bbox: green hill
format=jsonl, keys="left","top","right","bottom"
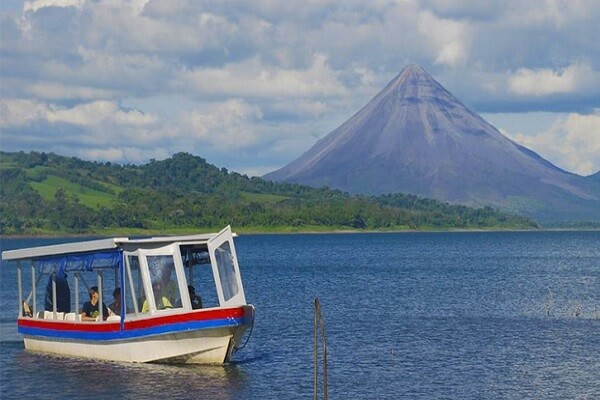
{"left": 0, "top": 151, "right": 539, "bottom": 235}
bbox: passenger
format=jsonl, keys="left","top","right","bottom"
{"left": 142, "top": 282, "right": 173, "bottom": 312}
{"left": 108, "top": 287, "right": 122, "bottom": 316}
{"left": 44, "top": 272, "right": 71, "bottom": 313}
{"left": 81, "top": 286, "right": 109, "bottom": 321}
{"left": 161, "top": 263, "right": 178, "bottom": 303}
{"left": 22, "top": 302, "right": 33, "bottom": 317}
{"left": 189, "top": 285, "right": 202, "bottom": 309}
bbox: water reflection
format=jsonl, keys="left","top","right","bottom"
{"left": 4, "top": 348, "right": 249, "bottom": 400}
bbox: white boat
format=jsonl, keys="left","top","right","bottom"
{"left": 1, "top": 225, "right": 255, "bottom": 364}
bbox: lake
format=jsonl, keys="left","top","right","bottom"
{"left": 1, "top": 231, "right": 599, "bottom": 399}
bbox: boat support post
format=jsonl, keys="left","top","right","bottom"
{"left": 52, "top": 273, "right": 57, "bottom": 319}
{"left": 75, "top": 274, "right": 79, "bottom": 321}
{"left": 31, "top": 263, "right": 36, "bottom": 317}
{"left": 17, "top": 261, "right": 22, "bottom": 318}
{"left": 97, "top": 271, "right": 103, "bottom": 321}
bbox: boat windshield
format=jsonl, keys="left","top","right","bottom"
{"left": 146, "top": 255, "right": 182, "bottom": 311}
{"left": 213, "top": 241, "right": 239, "bottom": 302}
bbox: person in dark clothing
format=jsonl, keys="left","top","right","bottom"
{"left": 109, "top": 287, "right": 122, "bottom": 316}
{"left": 189, "top": 285, "right": 202, "bottom": 309}
{"left": 81, "top": 286, "right": 109, "bottom": 321}
{"left": 44, "top": 272, "right": 71, "bottom": 313}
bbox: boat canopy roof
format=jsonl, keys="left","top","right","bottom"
{"left": 36, "top": 250, "right": 122, "bottom": 276}
{"left": 2, "top": 230, "right": 233, "bottom": 262}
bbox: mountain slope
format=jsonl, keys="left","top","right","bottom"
{"left": 264, "top": 65, "right": 600, "bottom": 222}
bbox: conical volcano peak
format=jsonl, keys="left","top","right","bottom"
{"left": 389, "top": 64, "right": 434, "bottom": 86}
{"left": 367, "top": 64, "right": 458, "bottom": 115}
{"left": 264, "top": 64, "right": 600, "bottom": 223}
{"left": 400, "top": 63, "right": 430, "bottom": 77}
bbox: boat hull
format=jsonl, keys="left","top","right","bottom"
{"left": 18, "top": 305, "right": 254, "bottom": 364}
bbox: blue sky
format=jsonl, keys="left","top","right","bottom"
{"left": 1, "top": 0, "right": 599, "bottom": 177}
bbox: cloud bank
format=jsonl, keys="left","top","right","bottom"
{"left": 1, "top": 0, "right": 599, "bottom": 175}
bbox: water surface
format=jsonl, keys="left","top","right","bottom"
{"left": 1, "top": 231, "right": 599, "bottom": 399}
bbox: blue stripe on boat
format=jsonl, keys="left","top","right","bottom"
{"left": 19, "top": 317, "right": 244, "bottom": 341}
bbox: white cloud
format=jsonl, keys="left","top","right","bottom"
{"left": 45, "top": 100, "right": 158, "bottom": 128}
{"left": 179, "top": 99, "right": 264, "bottom": 150}
{"left": 562, "top": 112, "right": 600, "bottom": 175}
{"left": 82, "top": 5, "right": 237, "bottom": 55}
{"left": 80, "top": 146, "right": 165, "bottom": 164}
{"left": 0, "top": 97, "right": 162, "bottom": 150}
{"left": 27, "top": 82, "right": 117, "bottom": 101}
{"left": 502, "top": 0, "right": 593, "bottom": 28}
{"left": 504, "top": 110, "right": 600, "bottom": 176}
{"left": 0, "top": 98, "right": 49, "bottom": 127}
{"left": 421, "top": 0, "right": 503, "bottom": 20}
{"left": 418, "top": 10, "right": 471, "bottom": 67}
{"left": 508, "top": 62, "right": 597, "bottom": 97}
{"left": 24, "top": 0, "right": 84, "bottom": 13}
{"left": 175, "top": 54, "right": 347, "bottom": 99}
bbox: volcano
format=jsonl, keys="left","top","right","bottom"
{"left": 264, "top": 65, "right": 600, "bottom": 222}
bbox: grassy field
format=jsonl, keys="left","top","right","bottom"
{"left": 239, "top": 192, "right": 289, "bottom": 203}
{"left": 29, "top": 175, "right": 117, "bottom": 209}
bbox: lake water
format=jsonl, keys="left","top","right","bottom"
{"left": 1, "top": 231, "right": 599, "bottom": 399}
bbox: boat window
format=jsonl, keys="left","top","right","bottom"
{"left": 181, "top": 246, "right": 218, "bottom": 309}
{"left": 146, "top": 255, "right": 183, "bottom": 311}
{"left": 125, "top": 255, "right": 143, "bottom": 315}
{"left": 214, "top": 241, "right": 239, "bottom": 302}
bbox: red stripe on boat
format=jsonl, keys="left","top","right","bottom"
{"left": 18, "top": 306, "right": 246, "bottom": 332}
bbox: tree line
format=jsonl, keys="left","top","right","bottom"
{"left": 0, "top": 151, "right": 539, "bottom": 234}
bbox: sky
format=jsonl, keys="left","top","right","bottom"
{"left": 1, "top": 0, "right": 599, "bottom": 177}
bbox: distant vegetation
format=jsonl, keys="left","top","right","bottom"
{"left": 0, "top": 151, "right": 539, "bottom": 235}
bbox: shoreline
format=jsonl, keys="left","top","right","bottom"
{"left": 2, "top": 226, "right": 599, "bottom": 240}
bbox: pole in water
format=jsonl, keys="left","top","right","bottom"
{"left": 314, "top": 298, "right": 318, "bottom": 400}
{"left": 314, "top": 298, "right": 328, "bottom": 400}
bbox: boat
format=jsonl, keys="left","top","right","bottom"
{"left": 1, "top": 225, "right": 255, "bottom": 364}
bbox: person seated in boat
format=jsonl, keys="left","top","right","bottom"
{"left": 108, "top": 287, "right": 122, "bottom": 316}
{"left": 174, "top": 285, "right": 202, "bottom": 309}
{"left": 22, "top": 302, "right": 33, "bottom": 317}
{"left": 189, "top": 285, "right": 202, "bottom": 309}
{"left": 81, "top": 286, "right": 109, "bottom": 321}
{"left": 44, "top": 272, "right": 71, "bottom": 313}
{"left": 142, "top": 282, "right": 173, "bottom": 312}
{"left": 160, "top": 262, "right": 179, "bottom": 304}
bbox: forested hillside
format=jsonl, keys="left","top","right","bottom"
{"left": 0, "top": 151, "right": 539, "bottom": 235}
